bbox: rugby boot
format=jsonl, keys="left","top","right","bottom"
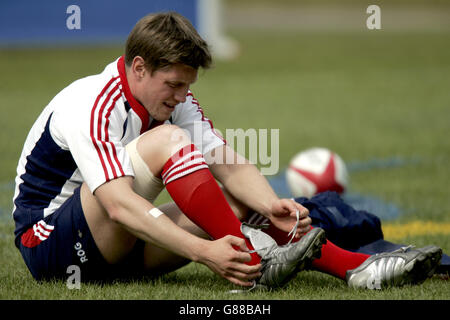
{"left": 346, "top": 245, "right": 442, "bottom": 289}
{"left": 241, "top": 223, "right": 326, "bottom": 290}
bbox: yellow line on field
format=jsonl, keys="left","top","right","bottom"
{"left": 382, "top": 220, "right": 450, "bottom": 240}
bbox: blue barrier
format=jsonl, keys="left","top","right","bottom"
{"left": 0, "top": 0, "right": 197, "bottom": 46}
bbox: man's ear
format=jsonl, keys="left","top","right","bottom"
{"left": 132, "top": 56, "right": 147, "bottom": 79}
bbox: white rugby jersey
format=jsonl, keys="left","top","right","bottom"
{"left": 12, "top": 56, "right": 225, "bottom": 243}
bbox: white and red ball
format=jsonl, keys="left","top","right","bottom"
{"left": 286, "top": 147, "right": 349, "bottom": 198}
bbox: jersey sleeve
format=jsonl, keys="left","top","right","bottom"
{"left": 50, "top": 92, "right": 134, "bottom": 193}
{"left": 172, "top": 92, "right": 226, "bottom": 155}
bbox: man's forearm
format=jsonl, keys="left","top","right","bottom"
{"left": 95, "top": 177, "right": 206, "bottom": 263}
{"left": 117, "top": 200, "right": 207, "bottom": 262}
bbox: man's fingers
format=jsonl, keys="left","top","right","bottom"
{"left": 292, "top": 217, "right": 312, "bottom": 238}
{"left": 227, "top": 267, "right": 261, "bottom": 281}
{"left": 294, "top": 202, "right": 310, "bottom": 218}
{"left": 224, "top": 264, "right": 262, "bottom": 287}
{"left": 223, "top": 247, "right": 262, "bottom": 287}
{"left": 298, "top": 208, "right": 310, "bottom": 219}
{"left": 226, "top": 276, "right": 255, "bottom": 287}
{"left": 281, "top": 199, "right": 310, "bottom": 219}
{"left": 230, "top": 262, "right": 261, "bottom": 274}
{"left": 226, "top": 235, "right": 250, "bottom": 252}
{"left": 232, "top": 250, "right": 253, "bottom": 263}
{"left": 283, "top": 199, "right": 298, "bottom": 213}
{"left": 223, "top": 235, "right": 256, "bottom": 263}
{"left": 299, "top": 216, "right": 312, "bottom": 229}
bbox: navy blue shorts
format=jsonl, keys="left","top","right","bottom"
{"left": 17, "top": 186, "right": 145, "bottom": 282}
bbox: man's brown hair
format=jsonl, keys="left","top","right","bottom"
{"left": 125, "top": 12, "right": 212, "bottom": 72}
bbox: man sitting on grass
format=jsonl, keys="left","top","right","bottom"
{"left": 12, "top": 12, "right": 442, "bottom": 290}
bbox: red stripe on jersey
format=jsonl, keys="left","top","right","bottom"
{"left": 117, "top": 56, "right": 149, "bottom": 133}
{"left": 90, "top": 77, "right": 119, "bottom": 181}
{"left": 104, "top": 91, "right": 126, "bottom": 177}
{"left": 96, "top": 82, "right": 121, "bottom": 179}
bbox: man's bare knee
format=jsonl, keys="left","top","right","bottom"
{"left": 136, "top": 124, "right": 192, "bottom": 176}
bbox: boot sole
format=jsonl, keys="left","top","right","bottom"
{"left": 400, "top": 246, "right": 442, "bottom": 287}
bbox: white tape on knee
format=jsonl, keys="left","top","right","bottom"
{"left": 126, "top": 136, "right": 164, "bottom": 202}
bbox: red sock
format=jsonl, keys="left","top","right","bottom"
{"left": 161, "top": 144, "right": 261, "bottom": 265}
{"left": 311, "top": 239, "right": 370, "bottom": 279}
{"left": 263, "top": 223, "right": 370, "bottom": 279}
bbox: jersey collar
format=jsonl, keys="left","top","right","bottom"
{"left": 117, "top": 56, "right": 149, "bottom": 133}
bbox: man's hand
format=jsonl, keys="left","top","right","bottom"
{"left": 269, "top": 199, "right": 312, "bottom": 239}
{"left": 197, "top": 235, "right": 262, "bottom": 287}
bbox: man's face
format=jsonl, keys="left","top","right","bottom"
{"left": 136, "top": 63, "right": 198, "bottom": 121}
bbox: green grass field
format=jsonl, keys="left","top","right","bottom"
{"left": 1, "top": 19, "right": 449, "bottom": 300}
